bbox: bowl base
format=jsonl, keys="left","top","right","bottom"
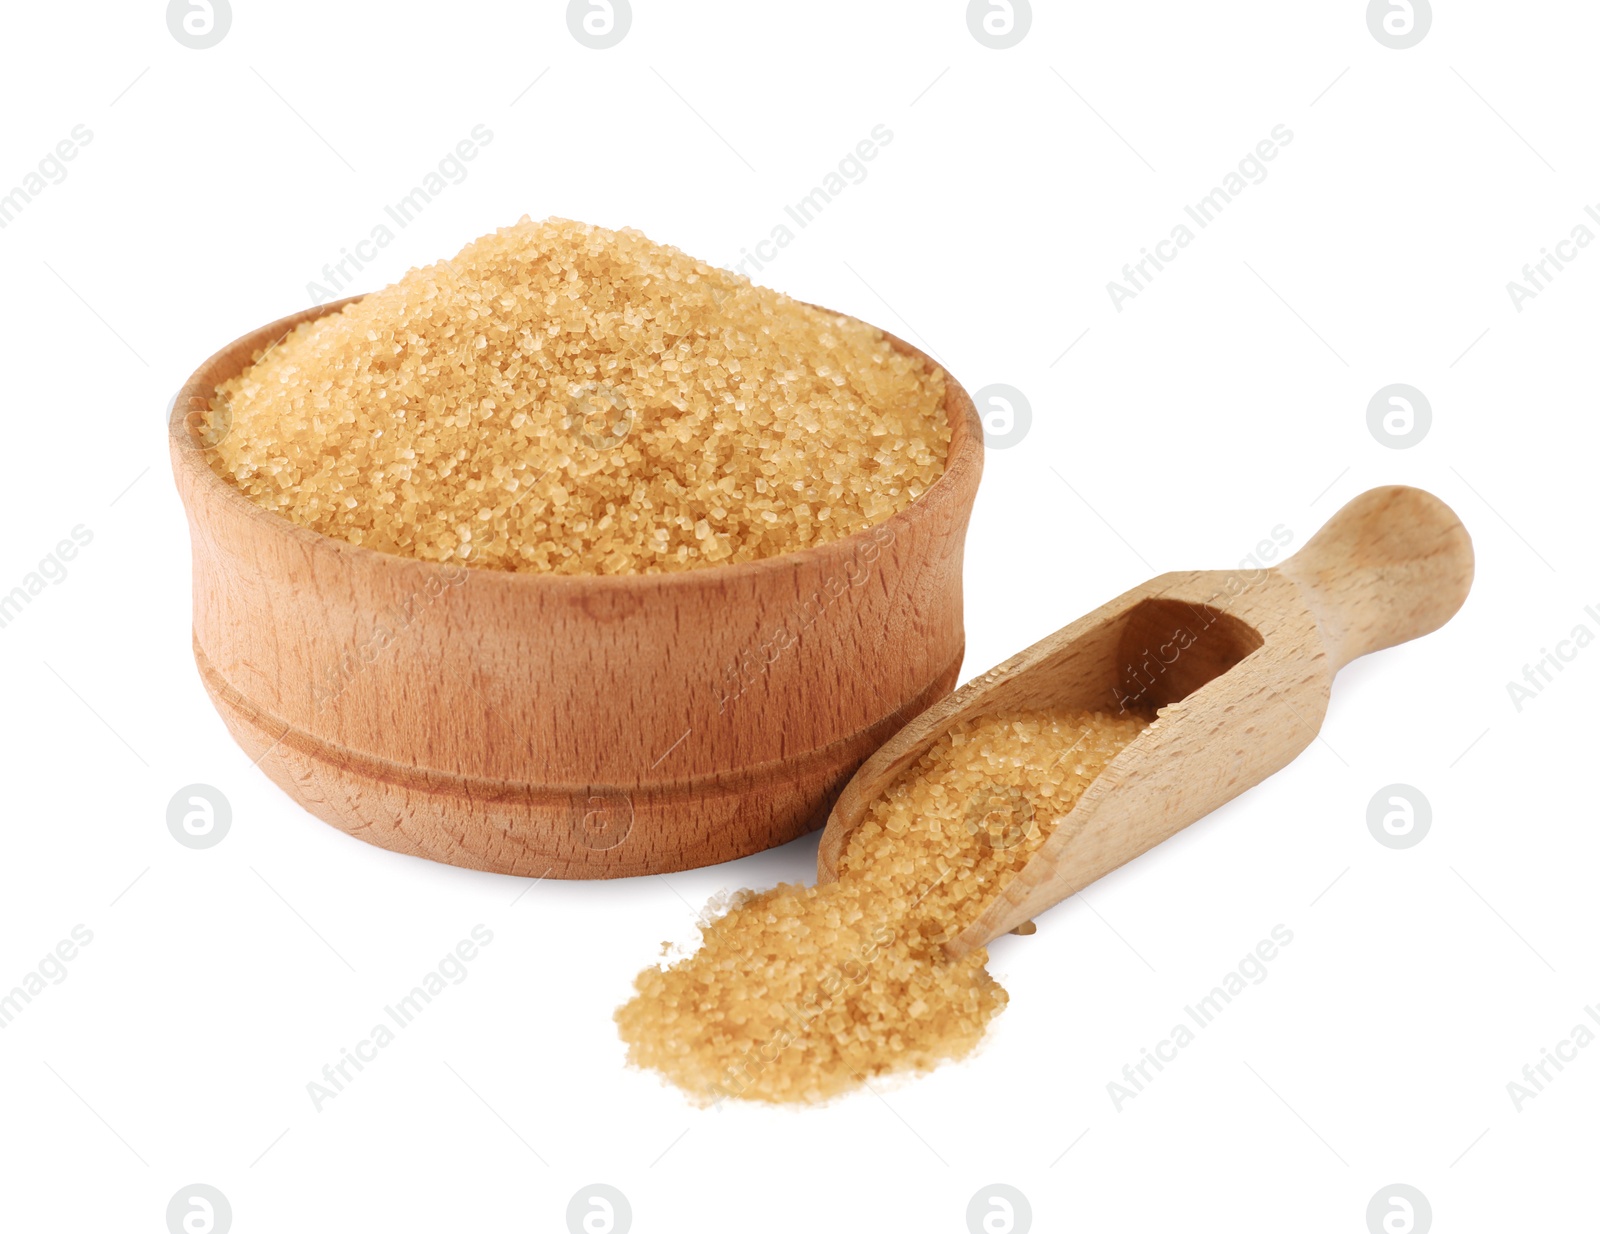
{"left": 195, "top": 634, "right": 963, "bottom": 878}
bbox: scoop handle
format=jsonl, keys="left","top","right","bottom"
{"left": 1278, "top": 486, "right": 1474, "bottom": 672}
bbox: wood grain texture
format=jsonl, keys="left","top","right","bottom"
{"left": 816, "top": 486, "right": 1474, "bottom": 954}
{"left": 170, "top": 297, "right": 984, "bottom": 878}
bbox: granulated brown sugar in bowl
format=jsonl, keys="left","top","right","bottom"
{"left": 203, "top": 217, "right": 949, "bottom": 574}
{"left": 615, "top": 707, "right": 1153, "bottom": 1104}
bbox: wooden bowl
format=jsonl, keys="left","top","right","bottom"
{"left": 169, "top": 297, "right": 983, "bottom": 878}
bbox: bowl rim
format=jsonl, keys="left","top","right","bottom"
{"left": 170, "top": 293, "right": 984, "bottom": 592}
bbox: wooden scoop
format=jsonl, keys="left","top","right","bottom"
{"left": 816, "top": 485, "right": 1473, "bottom": 958}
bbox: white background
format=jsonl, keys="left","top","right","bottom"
{"left": 1, "top": 1, "right": 1595, "bottom": 1231}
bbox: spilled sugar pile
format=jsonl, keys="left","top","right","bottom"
{"left": 616, "top": 707, "right": 1152, "bottom": 1103}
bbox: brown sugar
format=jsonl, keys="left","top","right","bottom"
{"left": 615, "top": 707, "right": 1152, "bottom": 1104}
{"left": 203, "top": 217, "right": 949, "bottom": 574}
